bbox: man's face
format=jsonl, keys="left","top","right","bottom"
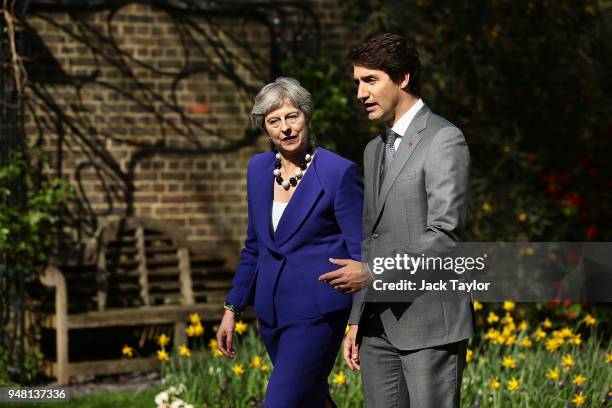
{"left": 353, "top": 65, "right": 409, "bottom": 125}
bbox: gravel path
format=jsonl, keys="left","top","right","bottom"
{"left": 41, "top": 371, "right": 162, "bottom": 399}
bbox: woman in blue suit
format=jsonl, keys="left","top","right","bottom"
{"left": 216, "top": 77, "right": 363, "bottom": 407}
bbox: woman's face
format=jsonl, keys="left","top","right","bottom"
{"left": 264, "top": 100, "right": 309, "bottom": 156}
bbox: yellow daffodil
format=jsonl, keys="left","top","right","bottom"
{"left": 561, "top": 354, "right": 574, "bottom": 368}
{"left": 332, "top": 372, "right": 347, "bottom": 385}
{"left": 466, "top": 349, "right": 473, "bottom": 363}
{"left": 571, "top": 334, "right": 582, "bottom": 346}
{"left": 251, "top": 356, "right": 262, "bottom": 368}
{"left": 186, "top": 325, "right": 197, "bottom": 337}
{"left": 504, "top": 335, "right": 517, "bottom": 346}
{"left": 535, "top": 328, "right": 547, "bottom": 341}
{"left": 484, "top": 328, "right": 500, "bottom": 342}
{"left": 556, "top": 327, "right": 573, "bottom": 339}
{"left": 121, "top": 344, "right": 134, "bottom": 358}
{"left": 179, "top": 345, "right": 191, "bottom": 357}
{"left": 157, "top": 334, "right": 170, "bottom": 347}
{"left": 543, "top": 318, "right": 553, "bottom": 328}
{"left": 503, "top": 324, "right": 516, "bottom": 336}
{"left": 507, "top": 377, "right": 520, "bottom": 391}
{"left": 517, "top": 212, "right": 527, "bottom": 223}
{"left": 209, "top": 339, "right": 223, "bottom": 358}
{"left": 489, "top": 377, "right": 501, "bottom": 390}
{"left": 482, "top": 202, "right": 492, "bottom": 212}
{"left": 545, "top": 338, "right": 563, "bottom": 352}
{"left": 503, "top": 301, "right": 515, "bottom": 312}
{"left": 502, "top": 355, "right": 517, "bottom": 369}
{"left": 606, "top": 352, "right": 612, "bottom": 364}
{"left": 546, "top": 367, "right": 559, "bottom": 380}
{"left": 487, "top": 311, "right": 500, "bottom": 324}
{"left": 193, "top": 323, "right": 204, "bottom": 336}
{"left": 189, "top": 313, "right": 201, "bottom": 325}
{"left": 231, "top": 364, "right": 245, "bottom": 376}
{"left": 502, "top": 313, "right": 514, "bottom": 326}
{"left": 157, "top": 349, "right": 170, "bottom": 362}
{"left": 519, "top": 337, "right": 532, "bottom": 348}
{"left": 573, "top": 374, "right": 586, "bottom": 385}
{"left": 235, "top": 321, "right": 248, "bottom": 335}
{"left": 473, "top": 301, "right": 483, "bottom": 311}
{"left": 260, "top": 363, "right": 269, "bottom": 372}
{"left": 518, "top": 320, "right": 528, "bottom": 331}
{"left": 584, "top": 314, "right": 596, "bottom": 327}
{"left": 571, "top": 391, "right": 585, "bottom": 406}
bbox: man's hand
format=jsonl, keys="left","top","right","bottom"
{"left": 343, "top": 324, "right": 360, "bottom": 371}
{"left": 319, "top": 259, "right": 374, "bottom": 294}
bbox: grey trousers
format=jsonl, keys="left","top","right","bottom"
{"left": 359, "top": 319, "right": 467, "bottom": 408}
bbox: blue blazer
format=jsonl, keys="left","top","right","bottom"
{"left": 225, "top": 148, "right": 364, "bottom": 325}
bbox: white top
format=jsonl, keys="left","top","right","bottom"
{"left": 272, "top": 201, "right": 289, "bottom": 232}
{"left": 390, "top": 98, "right": 424, "bottom": 151}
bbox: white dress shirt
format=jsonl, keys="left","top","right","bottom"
{"left": 272, "top": 201, "right": 288, "bottom": 232}
{"left": 390, "top": 98, "right": 424, "bottom": 151}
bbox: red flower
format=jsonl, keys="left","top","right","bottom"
{"left": 562, "top": 193, "right": 581, "bottom": 208}
{"left": 585, "top": 224, "right": 598, "bottom": 239}
{"left": 578, "top": 155, "right": 592, "bottom": 166}
{"left": 565, "top": 252, "right": 580, "bottom": 263}
{"left": 542, "top": 172, "right": 558, "bottom": 183}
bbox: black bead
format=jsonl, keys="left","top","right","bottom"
{"left": 300, "top": 162, "right": 307, "bottom": 170}
{"left": 289, "top": 177, "right": 297, "bottom": 186}
{"left": 275, "top": 160, "right": 282, "bottom": 169}
{"left": 275, "top": 176, "right": 283, "bottom": 185}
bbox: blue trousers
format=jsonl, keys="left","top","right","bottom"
{"left": 259, "top": 309, "right": 349, "bottom": 408}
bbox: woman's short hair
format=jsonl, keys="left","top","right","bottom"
{"left": 251, "top": 77, "right": 312, "bottom": 129}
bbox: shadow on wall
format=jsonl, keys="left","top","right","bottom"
{"left": 22, "top": 1, "right": 320, "bottom": 263}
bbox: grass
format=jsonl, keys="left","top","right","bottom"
{"left": 24, "top": 386, "right": 163, "bottom": 408}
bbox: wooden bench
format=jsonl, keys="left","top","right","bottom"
{"left": 38, "top": 217, "right": 235, "bottom": 384}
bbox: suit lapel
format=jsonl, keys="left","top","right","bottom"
{"left": 374, "top": 105, "right": 431, "bottom": 225}
{"left": 251, "top": 154, "right": 278, "bottom": 250}
{"left": 274, "top": 152, "right": 324, "bottom": 247}
{"left": 370, "top": 136, "right": 384, "bottom": 212}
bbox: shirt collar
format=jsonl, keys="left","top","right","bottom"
{"left": 391, "top": 98, "right": 424, "bottom": 137}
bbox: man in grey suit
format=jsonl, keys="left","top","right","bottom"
{"left": 320, "top": 33, "right": 474, "bottom": 407}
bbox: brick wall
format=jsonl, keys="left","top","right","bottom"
{"left": 25, "top": 1, "right": 353, "bottom": 266}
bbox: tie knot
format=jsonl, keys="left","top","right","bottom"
{"left": 386, "top": 128, "right": 398, "bottom": 146}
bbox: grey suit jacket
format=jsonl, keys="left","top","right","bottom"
{"left": 350, "top": 104, "right": 475, "bottom": 350}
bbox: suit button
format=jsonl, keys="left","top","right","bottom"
{"left": 372, "top": 233, "right": 379, "bottom": 239}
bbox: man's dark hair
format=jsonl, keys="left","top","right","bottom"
{"left": 349, "top": 33, "right": 421, "bottom": 97}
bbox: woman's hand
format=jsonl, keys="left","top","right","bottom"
{"left": 343, "top": 324, "right": 360, "bottom": 371}
{"left": 216, "top": 310, "right": 237, "bottom": 358}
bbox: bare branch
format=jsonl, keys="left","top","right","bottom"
{"left": 2, "top": 0, "right": 28, "bottom": 96}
